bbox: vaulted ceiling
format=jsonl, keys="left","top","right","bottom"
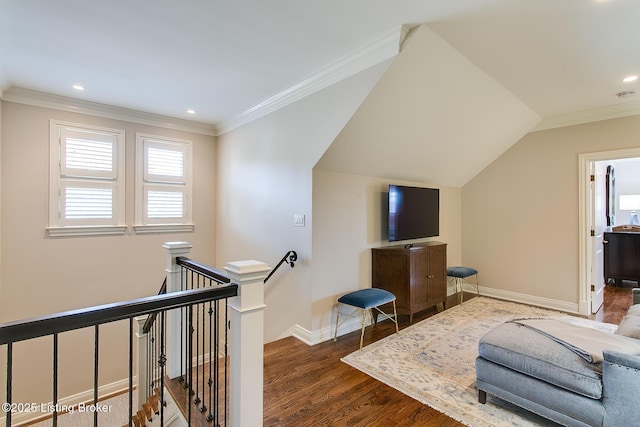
{"left": 316, "top": 25, "right": 541, "bottom": 187}
{"left": 1, "top": 0, "right": 639, "bottom": 136}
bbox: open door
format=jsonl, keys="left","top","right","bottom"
{"left": 591, "top": 163, "right": 606, "bottom": 314}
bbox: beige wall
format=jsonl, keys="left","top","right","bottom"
{"left": 0, "top": 101, "right": 217, "bottom": 406}
{"left": 0, "top": 98, "right": 2, "bottom": 306}
{"left": 462, "top": 115, "right": 640, "bottom": 308}
{"left": 216, "top": 61, "right": 391, "bottom": 343}
{"left": 311, "top": 170, "right": 462, "bottom": 335}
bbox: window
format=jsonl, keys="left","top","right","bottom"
{"left": 135, "top": 133, "right": 193, "bottom": 233}
{"left": 48, "top": 121, "right": 126, "bottom": 236}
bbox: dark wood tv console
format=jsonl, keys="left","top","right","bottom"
{"left": 604, "top": 231, "right": 640, "bottom": 286}
{"left": 371, "top": 242, "right": 447, "bottom": 323}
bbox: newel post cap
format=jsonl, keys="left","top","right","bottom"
{"left": 162, "top": 241, "right": 193, "bottom": 252}
{"left": 224, "top": 260, "right": 271, "bottom": 282}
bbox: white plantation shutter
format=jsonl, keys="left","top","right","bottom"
{"left": 62, "top": 134, "right": 115, "bottom": 177}
{"left": 63, "top": 184, "right": 114, "bottom": 219}
{"left": 49, "top": 121, "right": 125, "bottom": 235}
{"left": 147, "top": 188, "right": 184, "bottom": 219}
{"left": 147, "top": 147, "right": 184, "bottom": 179}
{"left": 136, "top": 134, "right": 192, "bottom": 232}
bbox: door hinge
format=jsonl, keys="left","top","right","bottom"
{"left": 591, "top": 284, "right": 595, "bottom": 292}
{"left": 590, "top": 229, "right": 595, "bottom": 237}
{"left": 590, "top": 174, "right": 595, "bottom": 182}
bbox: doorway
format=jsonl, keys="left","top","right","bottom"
{"left": 579, "top": 149, "right": 640, "bottom": 316}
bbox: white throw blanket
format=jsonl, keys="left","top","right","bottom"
{"left": 512, "top": 318, "right": 640, "bottom": 363}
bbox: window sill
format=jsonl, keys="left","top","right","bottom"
{"left": 47, "top": 225, "right": 128, "bottom": 237}
{"left": 133, "top": 224, "right": 195, "bottom": 234}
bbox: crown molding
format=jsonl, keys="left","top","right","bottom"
{"left": 217, "top": 26, "right": 409, "bottom": 135}
{"left": 1, "top": 87, "right": 218, "bottom": 136}
{"left": 533, "top": 100, "right": 640, "bottom": 132}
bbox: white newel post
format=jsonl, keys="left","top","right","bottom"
{"left": 163, "top": 241, "right": 193, "bottom": 379}
{"left": 224, "top": 260, "right": 271, "bottom": 427}
{"left": 135, "top": 316, "right": 149, "bottom": 409}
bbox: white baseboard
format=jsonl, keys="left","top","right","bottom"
{"left": 1, "top": 377, "right": 135, "bottom": 426}
{"left": 283, "top": 286, "right": 581, "bottom": 347}
{"left": 1, "top": 380, "right": 187, "bottom": 427}
{"left": 282, "top": 316, "right": 365, "bottom": 346}
{"left": 477, "top": 286, "right": 580, "bottom": 314}
{"left": 282, "top": 304, "right": 397, "bottom": 346}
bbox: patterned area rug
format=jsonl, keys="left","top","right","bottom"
{"left": 342, "top": 297, "right": 616, "bottom": 427}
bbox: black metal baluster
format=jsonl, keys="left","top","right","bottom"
{"left": 194, "top": 273, "right": 201, "bottom": 408}
{"left": 179, "top": 267, "right": 186, "bottom": 385}
{"left": 206, "top": 297, "right": 214, "bottom": 422}
{"left": 155, "top": 314, "right": 161, "bottom": 398}
{"left": 94, "top": 325, "right": 99, "bottom": 427}
{"left": 53, "top": 333, "right": 58, "bottom": 427}
{"left": 185, "top": 270, "right": 194, "bottom": 394}
{"left": 159, "top": 311, "right": 166, "bottom": 426}
{"left": 6, "top": 342, "right": 12, "bottom": 427}
{"left": 200, "top": 276, "right": 207, "bottom": 413}
{"left": 224, "top": 300, "right": 229, "bottom": 426}
{"left": 214, "top": 299, "right": 221, "bottom": 425}
{"left": 128, "top": 318, "right": 133, "bottom": 427}
{"left": 150, "top": 320, "right": 156, "bottom": 400}
{"left": 187, "top": 305, "right": 193, "bottom": 425}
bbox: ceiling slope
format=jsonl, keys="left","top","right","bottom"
{"left": 315, "top": 25, "right": 541, "bottom": 187}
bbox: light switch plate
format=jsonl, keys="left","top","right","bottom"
{"left": 294, "top": 214, "right": 305, "bottom": 227}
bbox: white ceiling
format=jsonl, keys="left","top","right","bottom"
{"left": 1, "top": 0, "right": 639, "bottom": 134}
{"left": 316, "top": 25, "right": 542, "bottom": 187}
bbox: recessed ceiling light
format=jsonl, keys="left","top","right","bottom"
{"left": 623, "top": 75, "right": 638, "bottom": 83}
{"left": 187, "top": 109, "right": 196, "bottom": 115}
{"left": 72, "top": 84, "right": 85, "bottom": 91}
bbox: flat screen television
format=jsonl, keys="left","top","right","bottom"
{"left": 388, "top": 185, "right": 439, "bottom": 242}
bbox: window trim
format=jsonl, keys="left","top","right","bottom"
{"left": 48, "top": 120, "right": 126, "bottom": 237}
{"left": 134, "top": 133, "right": 194, "bottom": 234}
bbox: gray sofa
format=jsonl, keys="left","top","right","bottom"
{"left": 476, "top": 290, "right": 640, "bottom": 427}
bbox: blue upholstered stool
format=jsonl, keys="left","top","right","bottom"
{"left": 447, "top": 266, "right": 480, "bottom": 304}
{"left": 334, "top": 288, "right": 399, "bottom": 350}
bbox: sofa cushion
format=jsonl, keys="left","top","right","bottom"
{"left": 478, "top": 322, "right": 603, "bottom": 399}
{"left": 616, "top": 315, "right": 640, "bottom": 340}
{"left": 626, "top": 304, "right": 640, "bottom": 317}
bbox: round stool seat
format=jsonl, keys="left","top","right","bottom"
{"left": 447, "top": 266, "right": 478, "bottom": 279}
{"left": 337, "top": 288, "right": 396, "bottom": 310}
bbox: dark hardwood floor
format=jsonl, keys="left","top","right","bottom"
{"left": 589, "top": 281, "right": 634, "bottom": 324}
{"left": 167, "top": 285, "right": 633, "bottom": 426}
{"left": 262, "top": 302, "right": 462, "bottom": 427}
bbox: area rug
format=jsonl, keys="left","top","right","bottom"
{"left": 341, "top": 297, "right": 617, "bottom": 427}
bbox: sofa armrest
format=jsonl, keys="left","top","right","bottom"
{"left": 633, "top": 288, "right": 640, "bottom": 305}
{"left": 602, "top": 350, "right": 640, "bottom": 427}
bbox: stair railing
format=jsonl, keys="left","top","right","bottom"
{"left": 263, "top": 250, "right": 297, "bottom": 284}
{"left": 0, "top": 283, "right": 237, "bottom": 427}
{"left": 170, "top": 256, "right": 231, "bottom": 425}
